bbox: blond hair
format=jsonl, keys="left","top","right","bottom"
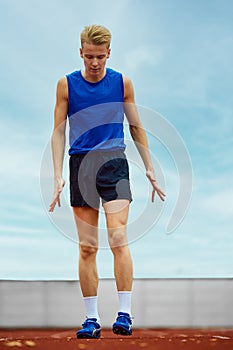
{"left": 80, "top": 24, "right": 112, "bottom": 48}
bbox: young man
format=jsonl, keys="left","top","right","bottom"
{"left": 49, "top": 24, "right": 165, "bottom": 338}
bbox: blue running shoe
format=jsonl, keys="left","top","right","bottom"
{"left": 76, "top": 318, "right": 101, "bottom": 339}
{"left": 112, "top": 312, "right": 132, "bottom": 336}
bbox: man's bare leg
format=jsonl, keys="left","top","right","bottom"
{"left": 74, "top": 207, "right": 101, "bottom": 339}
{"left": 104, "top": 199, "right": 133, "bottom": 335}
{"left": 103, "top": 200, "right": 133, "bottom": 292}
{"left": 73, "top": 207, "right": 99, "bottom": 297}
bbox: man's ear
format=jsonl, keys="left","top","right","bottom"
{"left": 107, "top": 48, "right": 111, "bottom": 59}
{"left": 80, "top": 48, "right": 83, "bottom": 58}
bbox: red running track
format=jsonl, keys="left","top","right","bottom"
{"left": 0, "top": 328, "right": 233, "bottom": 349}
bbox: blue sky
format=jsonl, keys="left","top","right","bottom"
{"left": 0, "top": 0, "right": 233, "bottom": 279}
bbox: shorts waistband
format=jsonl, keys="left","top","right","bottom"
{"left": 70, "top": 149, "right": 126, "bottom": 157}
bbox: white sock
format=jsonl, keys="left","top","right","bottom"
{"left": 118, "top": 291, "right": 132, "bottom": 316}
{"left": 83, "top": 296, "right": 100, "bottom": 323}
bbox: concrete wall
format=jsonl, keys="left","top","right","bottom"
{"left": 0, "top": 279, "right": 232, "bottom": 328}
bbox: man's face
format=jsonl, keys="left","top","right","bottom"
{"left": 80, "top": 43, "right": 111, "bottom": 79}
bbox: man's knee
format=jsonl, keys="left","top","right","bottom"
{"left": 79, "top": 244, "right": 98, "bottom": 259}
{"left": 109, "top": 230, "right": 127, "bottom": 249}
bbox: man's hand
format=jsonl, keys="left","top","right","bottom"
{"left": 146, "top": 170, "right": 166, "bottom": 202}
{"left": 49, "top": 178, "right": 65, "bottom": 212}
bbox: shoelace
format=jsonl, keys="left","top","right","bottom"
{"left": 82, "top": 319, "right": 99, "bottom": 327}
{"left": 117, "top": 315, "right": 132, "bottom": 324}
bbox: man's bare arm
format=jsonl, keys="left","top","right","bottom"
{"left": 123, "top": 76, "right": 165, "bottom": 202}
{"left": 49, "top": 77, "right": 68, "bottom": 212}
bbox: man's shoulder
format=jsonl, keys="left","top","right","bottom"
{"left": 122, "top": 75, "right": 134, "bottom": 102}
{"left": 107, "top": 68, "right": 131, "bottom": 82}
{"left": 57, "top": 76, "right": 68, "bottom": 88}
{"left": 107, "top": 67, "right": 123, "bottom": 77}
{"left": 56, "top": 76, "right": 69, "bottom": 99}
{"left": 66, "top": 70, "right": 81, "bottom": 79}
{"left": 122, "top": 75, "right": 132, "bottom": 88}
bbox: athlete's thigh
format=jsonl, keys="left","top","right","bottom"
{"left": 103, "top": 199, "right": 130, "bottom": 228}
{"left": 103, "top": 200, "right": 130, "bottom": 247}
{"left": 73, "top": 207, "right": 99, "bottom": 247}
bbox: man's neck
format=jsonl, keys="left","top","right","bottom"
{"left": 82, "top": 69, "right": 106, "bottom": 83}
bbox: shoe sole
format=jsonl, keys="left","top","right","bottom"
{"left": 113, "top": 325, "right": 132, "bottom": 336}
{"left": 76, "top": 331, "right": 101, "bottom": 339}
{"left": 76, "top": 333, "right": 100, "bottom": 339}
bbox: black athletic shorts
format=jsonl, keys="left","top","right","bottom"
{"left": 69, "top": 150, "right": 132, "bottom": 208}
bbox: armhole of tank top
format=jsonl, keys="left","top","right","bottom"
{"left": 120, "top": 73, "right": 124, "bottom": 102}
{"left": 65, "top": 75, "right": 70, "bottom": 101}
{"left": 65, "top": 75, "right": 71, "bottom": 117}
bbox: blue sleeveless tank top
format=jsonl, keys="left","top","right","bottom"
{"left": 66, "top": 68, "right": 126, "bottom": 154}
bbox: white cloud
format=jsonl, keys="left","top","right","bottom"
{"left": 196, "top": 174, "right": 233, "bottom": 221}
{"left": 0, "top": 124, "right": 42, "bottom": 182}
{"left": 124, "top": 46, "right": 162, "bottom": 73}
{"left": 201, "top": 191, "right": 233, "bottom": 220}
